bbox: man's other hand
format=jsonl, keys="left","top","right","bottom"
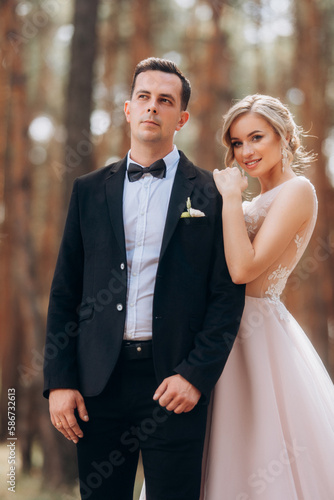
{"left": 49, "top": 389, "right": 89, "bottom": 444}
{"left": 153, "top": 375, "right": 201, "bottom": 414}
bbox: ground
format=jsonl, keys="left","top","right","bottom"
{"left": 0, "top": 444, "right": 144, "bottom": 499}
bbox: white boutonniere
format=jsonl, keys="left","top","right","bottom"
{"left": 180, "top": 197, "right": 205, "bottom": 218}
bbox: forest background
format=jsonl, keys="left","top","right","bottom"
{"left": 0, "top": 0, "right": 334, "bottom": 498}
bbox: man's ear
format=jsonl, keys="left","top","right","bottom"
{"left": 124, "top": 101, "right": 131, "bottom": 123}
{"left": 175, "top": 110, "right": 190, "bottom": 132}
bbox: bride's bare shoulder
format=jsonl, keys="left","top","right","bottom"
{"left": 275, "top": 176, "right": 316, "bottom": 215}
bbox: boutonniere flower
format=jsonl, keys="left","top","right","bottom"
{"left": 180, "top": 197, "right": 205, "bottom": 218}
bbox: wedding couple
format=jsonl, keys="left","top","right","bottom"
{"left": 43, "top": 58, "right": 334, "bottom": 500}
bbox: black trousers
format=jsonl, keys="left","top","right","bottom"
{"left": 76, "top": 354, "right": 208, "bottom": 500}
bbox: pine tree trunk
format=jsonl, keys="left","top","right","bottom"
{"left": 64, "top": 0, "right": 100, "bottom": 207}
{"left": 0, "top": 0, "right": 82, "bottom": 486}
{"left": 94, "top": 0, "right": 123, "bottom": 166}
{"left": 0, "top": 0, "right": 15, "bottom": 440}
{"left": 0, "top": 0, "right": 44, "bottom": 469}
{"left": 285, "top": 0, "right": 334, "bottom": 378}
{"left": 120, "top": 0, "right": 154, "bottom": 157}
{"left": 193, "top": 0, "right": 232, "bottom": 172}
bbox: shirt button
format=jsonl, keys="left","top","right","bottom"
{"left": 132, "top": 272, "right": 137, "bottom": 276}
{"left": 130, "top": 303, "right": 134, "bottom": 307}
{"left": 116, "top": 303, "right": 123, "bottom": 311}
{"left": 120, "top": 263, "right": 125, "bottom": 270}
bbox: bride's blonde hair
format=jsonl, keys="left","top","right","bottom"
{"left": 222, "top": 94, "right": 315, "bottom": 171}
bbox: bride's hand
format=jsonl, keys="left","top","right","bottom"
{"left": 213, "top": 166, "right": 248, "bottom": 197}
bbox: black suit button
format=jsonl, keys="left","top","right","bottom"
{"left": 116, "top": 303, "right": 123, "bottom": 311}
{"left": 120, "top": 263, "right": 125, "bottom": 270}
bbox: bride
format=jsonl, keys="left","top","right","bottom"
{"left": 141, "top": 94, "right": 334, "bottom": 499}
{"left": 201, "top": 94, "right": 334, "bottom": 500}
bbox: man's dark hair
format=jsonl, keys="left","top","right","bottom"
{"left": 130, "top": 57, "right": 191, "bottom": 111}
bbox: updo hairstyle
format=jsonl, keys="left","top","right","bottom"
{"left": 222, "top": 94, "right": 314, "bottom": 171}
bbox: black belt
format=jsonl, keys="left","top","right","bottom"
{"left": 121, "top": 340, "right": 153, "bottom": 360}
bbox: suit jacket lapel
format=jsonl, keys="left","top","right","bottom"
{"left": 105, "top": 157, "right": 127, "bottom": 255}
{"left": 104, "top": 152, "right": 197, "bottom": 261}
{"left": 159, "top": 152, "right": 197, "bottom": 260}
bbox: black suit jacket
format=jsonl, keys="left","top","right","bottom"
{"left": 43, "top": 151, "right": 245, "bottom": 401}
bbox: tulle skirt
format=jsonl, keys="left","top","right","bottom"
{"left": 200, "top": 296, "right": 334, "bottom": 500}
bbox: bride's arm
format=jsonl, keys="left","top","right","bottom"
{"left": 213, "top": 167, "right": 315, "bottom": 284}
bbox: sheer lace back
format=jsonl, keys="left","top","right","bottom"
{"left": 243, "top": 177, "right": 318, "bottom": 314}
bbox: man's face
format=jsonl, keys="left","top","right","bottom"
{"left": 124, "top": 70, "right": 189, "bottom": 151}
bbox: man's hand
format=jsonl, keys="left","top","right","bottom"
{"left": 49, "top": 389, "right": 89, "bottom": 444}
{"left": 153, "top": 374, "right": 201, "bottom": 414}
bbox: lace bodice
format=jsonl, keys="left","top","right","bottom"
{"left": 242, "top": 177, "right": 318, "bottom": 315}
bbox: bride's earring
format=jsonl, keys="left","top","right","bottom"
{"left": 281, "top": 148, "right": 289, "bottom": 173}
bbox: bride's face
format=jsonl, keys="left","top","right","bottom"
{"left": 229, "top": 112, "right": 283, "bottom": 178}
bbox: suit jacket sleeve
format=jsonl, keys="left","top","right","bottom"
{"left": 174, "top": 195, "right": 245, "bottom": 401}
{"left": 43, "top": 179, "right": 83, "bottom": 397}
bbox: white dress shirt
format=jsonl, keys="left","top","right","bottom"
{"left": 123, "top": 146, "right": 180, "bottom": 340}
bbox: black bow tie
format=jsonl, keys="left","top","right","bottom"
{"left": 127, "top": 159, "right": 166, "bottom": 182}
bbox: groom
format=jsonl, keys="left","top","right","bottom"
{"left": 43, "top": 57, "right": 245, "bottom": 500}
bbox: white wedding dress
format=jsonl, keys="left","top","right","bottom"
{"left": 141, "top": 177, "right": 334, "bottom": 500}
